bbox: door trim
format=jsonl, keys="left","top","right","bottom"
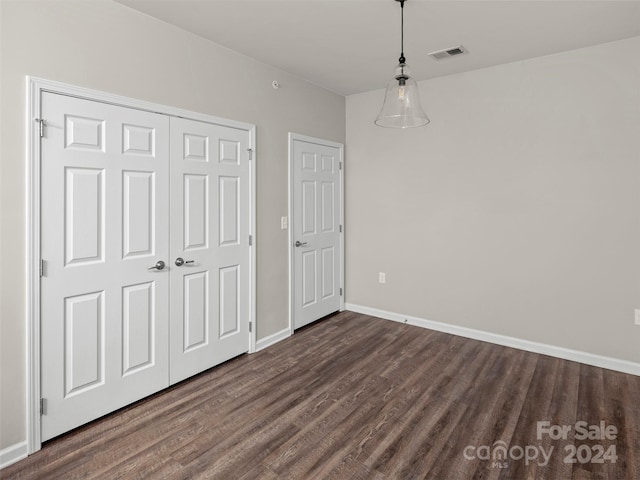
{"left": 26, "top": 76, "right": 257, "bottom": 453}
{"left": 287, "top": 133, "right": 345, "bottom": 335}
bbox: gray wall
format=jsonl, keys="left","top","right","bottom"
{"left": 346, "top": 37, "right": 640, "bottom": 364}
{"left": 0, "top": 0, "right": 344, "bottom": 450}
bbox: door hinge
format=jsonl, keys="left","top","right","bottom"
{"left": 339, "top": 225, "right": 342, "bottom": 233}
{"left": 249, "top": 321, "right": 252, "bottom": 333}
{"left": 247, "top": 148, "right": 253, "bottom": 160}
{"left": 35, "top": 118, "right": 45, "bottom": 138}
{"left": 340, "top": 288, "right": 343, "bottom": 296}
{"left": 249, "top": 235, "right": 253, "bottom": 246}
{"left": 40, "top": 259, "right": 45, "bottom": 277}
{"left": 40, "top": 398, "right": 47, "bottom": 415}
{"left": 339, "top": 161, "right": 342, "bottom": 170}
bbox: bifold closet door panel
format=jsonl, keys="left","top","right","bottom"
{"left": 169, "top": 117, "right": 251, "bottom": 385}
{"left": 40, "top": 92, "right": 171, "bottom": 441}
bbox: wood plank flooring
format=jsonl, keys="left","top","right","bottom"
{"left": 4, "top": 311, "right": 639, "bottom": 479}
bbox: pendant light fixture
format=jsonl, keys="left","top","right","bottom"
{"left": 375, "top": 0, "right": 430, "bottom": 128}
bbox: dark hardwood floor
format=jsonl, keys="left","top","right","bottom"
{"left": 3, "top": 311, "right": 639, "bottom": 479}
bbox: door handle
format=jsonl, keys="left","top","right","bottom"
{"left": 294, "top": 241, "right": 308, "bottom": 247}
{"left": 148, "top": 260, "right": 166, "bottom": 270}
{"left": 175, "top": 257, "right": 195, "bottom": 267}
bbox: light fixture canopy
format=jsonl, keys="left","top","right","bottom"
{"left": 375, "top": 0, "right": 430, "bottom": 128}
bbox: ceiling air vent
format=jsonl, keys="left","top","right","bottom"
{"left": 428, "top": 45, "right": 467, "bottom": 60}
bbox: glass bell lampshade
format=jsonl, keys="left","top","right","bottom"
{"left": 375, "top": 63, "right": 430, "bottom": 128}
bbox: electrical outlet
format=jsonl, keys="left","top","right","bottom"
{"left": 635, "top": 309, "right": 640, "bottom": 326}
{"left": 379, "top": 272, "right": 386, "bottom": 284}
{"left": 281, "top": 216, "right": 288, "bottom": 230}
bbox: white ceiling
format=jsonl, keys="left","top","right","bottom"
{"left": 115, "top": 0, "right": 640, "bottom": 96}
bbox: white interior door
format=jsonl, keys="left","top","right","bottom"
{"left": 38, "top": 86, "right": 254, "bottom": 443}
{"left": 291, "top": 135, "right": 343, "bottom": 329}
{"left": 40, "top": 92, "right": 170, "bottom": 441}
{"left": 169, "top": 117, "right": 251, "bottom": 384}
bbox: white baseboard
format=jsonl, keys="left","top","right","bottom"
{"left": 0, "top": 441, "right": 28, "bottom": 470}
{"left": 255, "top": 327, "right": 291, "bottom": 352}
{"left": 345, "top": 303, "right": 640, "bottom": 376}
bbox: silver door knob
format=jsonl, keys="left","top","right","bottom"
{"left": 295, "top": 241, "right": 308, "bottom": 247}
{"left": 175, "top": 257, "right": 195, "bottom": 267}
{"left": 148, "top": 260, "right": 165, "bottom": 270}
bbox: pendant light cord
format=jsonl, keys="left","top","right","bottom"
{"left": 399, "top": 0, "right": 405, "bottom": 64}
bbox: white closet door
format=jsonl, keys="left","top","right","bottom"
{"left": 40, "top": 93, "right": 170, "bottom": 441}
{"left": 292, "top": 137, "right": 342, "bottom": 329}
{"left": 169, "top": 117, "right": 251, "bottom": 384}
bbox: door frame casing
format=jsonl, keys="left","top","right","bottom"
{"left": 26, "top": 76, "right": 257, "bottom": 453}
{"left": 287, "top": 132, "right": 345, "bottom": 335}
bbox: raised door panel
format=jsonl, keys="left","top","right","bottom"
{"left": 302, "top": 181, "right": 316, "bottom": 236}
{"left": 184, "top": 174, "right": 209, "bottom": 251}
{"left": 65, "top": 168, "right": 105, "bottom": 266}
{"left": 219, "top": 176, "right": 239, "bottom": 246}
{"left": 122, "top": 282, "right": 155, "bottom": 375}
{"left": 219, "top": 266, "right": 239, "bottom": 338}
{"left": 302, "top": 251, "right": 317, "bottom": 307}
{"left": 183, "top": 272, "right": 209, "bottom": 351}
{"left": 219, "top": 139, "right": 239, "bottom": 165}
{"left": 63, "top": 291, "right": 105, "bottom": 397}
{"left": 123, "top": 124, "right": 155, "bottom": 157}
{"left": 302, "top": 152, "right": 316, "bottom": 172}
{"left": 183, "top": 134, "right": 209, "bottom": 162}
{"left": 321, "top": 247, "right": 335, "bottom": 300}
{"left": 321, "top": 182, "right": 335, "bottom": 233}
{"left": 122, "top": 171, "right": 154, "bottom": 259}
{"left": 65, "top": 115, "right": 105, "bottom": 152}
{"left": 320, "top": 154, "right": 334, "bottom": 174}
